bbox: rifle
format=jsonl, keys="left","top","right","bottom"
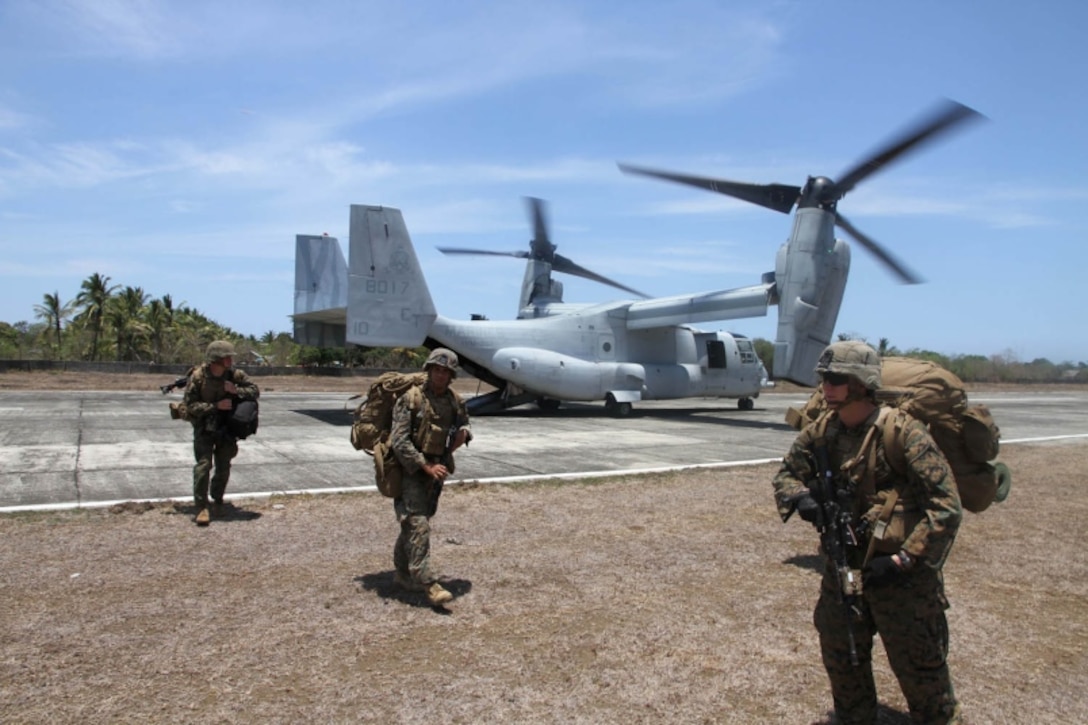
{"left": 160, "top": 366, "right": 195, "bottom": 395}
{"left": 160, "top": 375, "right": 189, "bottom": 395}
{"left": 446, "top": 411, "right": 469, "bottom": 455}
{"left": 793, "top": 441, "right": 863, "bottom": 667}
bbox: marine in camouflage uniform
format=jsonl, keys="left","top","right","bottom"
{"left": 773, "top": 341, "right": 963, "bottom": 725}
{"left": 389, "top": 348, "right": 472, "bottom": 606}
{"left": 183, "top": 340, "right": 260, "bottom": 526}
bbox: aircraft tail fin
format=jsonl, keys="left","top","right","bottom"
{"left": 293, "top": 234, "right": 349, "bottom": 347}
{"left": 346, "top": 205, "right": 437, "bottom": 347}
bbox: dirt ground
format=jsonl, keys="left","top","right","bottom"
{"left": 1, "top": 371, "right": 1086, "bottom": 723}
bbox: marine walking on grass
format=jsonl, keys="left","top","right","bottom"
{"left": 388, "top": 348, "right": 472, "bottom": 606}
{"left": 773, "top": 341, "right": 963, "bottom": 724}
{"left": 183, "top": 340, "right": 260, "bottom": 526}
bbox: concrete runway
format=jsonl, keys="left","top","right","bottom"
{"left": 2, "top": 389, "right": 1087, "bottom": 511}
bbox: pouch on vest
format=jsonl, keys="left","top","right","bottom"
{"left": 168, "top": 402, "right": 191, "bottom": 421}
{"left": 961, "top": 403, "right": 1000, "bottom": 463}
{"left": 864, "top": 496, "right": 926, "bottom": 556}
{"left": 372, "top": 440, "right": 404, "bottom": 498}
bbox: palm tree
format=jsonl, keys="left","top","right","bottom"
{"left": 109, "top": 286, "right": 150, "bottom": 361}
{"left": 145, "top": 298, "right": 173, "bottom": 363}
{"left": 73, "top": 273, "right": 119, "bottom": 361}
{"left": 173, "top": 306, "right": 228, "bottom": 362}
{"left": 33, "top": 291, "right": 72, "bottom": 359}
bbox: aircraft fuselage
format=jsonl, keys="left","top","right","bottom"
{"left": 430, "top": 305, "right": 764, "bottom": 402}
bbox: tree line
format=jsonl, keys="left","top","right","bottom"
{"left": 752, "top": 336, "right": 1088, "bottom": 385}
{"left": 2, "top": 274, "right": 1085, "bottom": 382}
{"left": 0, "top": 273, "right": 424, "bottom": 369}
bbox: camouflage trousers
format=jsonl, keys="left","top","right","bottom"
{"left": 814, "top": 564, "right": 961, "bottom": 725}
{"left": 393, "top": 473, "right": 443, "bottom": 586}
{"left": 192, "top": 432, "right": 238, "bottom": 508}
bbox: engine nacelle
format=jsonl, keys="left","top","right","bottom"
{"left": 773, "top": 208, "right": 850, "bottom": 386}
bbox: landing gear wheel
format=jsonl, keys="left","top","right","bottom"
{"left": 737, "top": 397, "right": 755, "bottom": 411}
{"left": 605, "top": 393, "right": 634, "bottom": 417}
{"left": 537, "top": 397, "right": 561, "bottom": 412}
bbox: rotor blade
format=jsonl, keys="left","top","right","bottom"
{"left": 553, "top": 253, "right": 650, "bottom": 298}
{"left": 525, "top": 196, "right": 556, "bottom": 261}
{"left": 438, "top": 246, "right": 647, "bottom": 297}
{"left": 835, "top": 212, "right": 923, "bottom": 285}
{"left": 437, "top": 247, "right": 530, "bottom": 260}
{"left": 836, "top": 99, "right": 985, "bottom": 195}
{"left": 618, "top": 162, "right": 800, "bottom": 214}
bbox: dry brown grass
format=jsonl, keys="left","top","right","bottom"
{"left": 1, "top": 434, "right": 1085, "bottom": 723}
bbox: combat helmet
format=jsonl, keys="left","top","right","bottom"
{"left": 205, "top": 340, "right": 237, "bottom": 363}
{"left": 424, "top": 347, "right": 459, "bottom": 378}
{"left": 814, "top": 340, "right": 882, "bottom": 390}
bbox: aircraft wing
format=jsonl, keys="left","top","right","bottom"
{"left": 624, "top": 283, "right": 773, "bottom": 330}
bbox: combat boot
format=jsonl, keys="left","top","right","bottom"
{"left": 426, "top": 582, "right": 453, "bottom": 606}
{"left": 195, "top": 507, "right": 210, "bottom": 526}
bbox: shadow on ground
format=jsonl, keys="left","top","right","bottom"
{"left": 169, "top": 502, "right": 263, "bottom": 523}
{"left": 292, "top": 400, "right": 795, "bottom": 433}
{"left": 784, "top": 553, "right": 823, "bottom": 574}
{"left": 355, "top": 570, "right": 474, "bottom": 612}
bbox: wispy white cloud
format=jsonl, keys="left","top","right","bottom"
{"left": 0, "top": 255, "right": 146, "bottom": 279}
{"left": 585, "top": 8, "right": 786, "bottom": 107}
{"left": 0, "top": 105, "right": 33, "bottom": 130}
{"left": 847, "top": 181, "right": 1081, "bottom": 230}
{"left": 13, "top": 0, "right": 192, "bottom": 60}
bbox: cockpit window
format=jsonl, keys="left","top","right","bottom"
{"left": 736, "top": 338, "right": 756, "bottom": 364}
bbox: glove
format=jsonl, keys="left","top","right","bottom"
{"left": 863, "top": 555, "right": 904, "bottom": 587}
{"left": 793, "top": 493, "right": 820, "bottom": 524}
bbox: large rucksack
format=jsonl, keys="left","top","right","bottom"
{"left": 786, "top": 356, "right": 1011, "bottom": 513}
{"left": 350, "top": 372, "right": 427, "bottom": 497}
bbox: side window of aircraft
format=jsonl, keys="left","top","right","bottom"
{"left": 707, "top": 340, "right": 727, "bottom": 369}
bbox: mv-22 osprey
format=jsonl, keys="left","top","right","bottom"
{"left": 292, "top": 99, "right": 981, "bottom": 416}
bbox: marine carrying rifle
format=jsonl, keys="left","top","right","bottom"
{"left": 789, "top": 441, "right": 863, "bottom": 667}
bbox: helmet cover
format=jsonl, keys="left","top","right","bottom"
{"left": 814, "top": 341, "right": 882, "bottom": 390}
{"left": 424, "top": 347, "right": 459, "bottom": 377}
{"left": 205, "top": 340, "right": 237, "bottom": 363}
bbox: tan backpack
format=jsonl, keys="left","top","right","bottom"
{"left": 786, "top": 356, "right": 1010, "bottom": 513}
{"left": 350, "top": 372, "right": 427, "bottom": 497}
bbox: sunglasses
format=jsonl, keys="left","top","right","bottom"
{"left": 821, "top": 372, "right": 851, "bottom": 386}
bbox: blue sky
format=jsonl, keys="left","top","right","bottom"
{"left": 1, "top": 0, "right": 1085, "bottom": 363}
